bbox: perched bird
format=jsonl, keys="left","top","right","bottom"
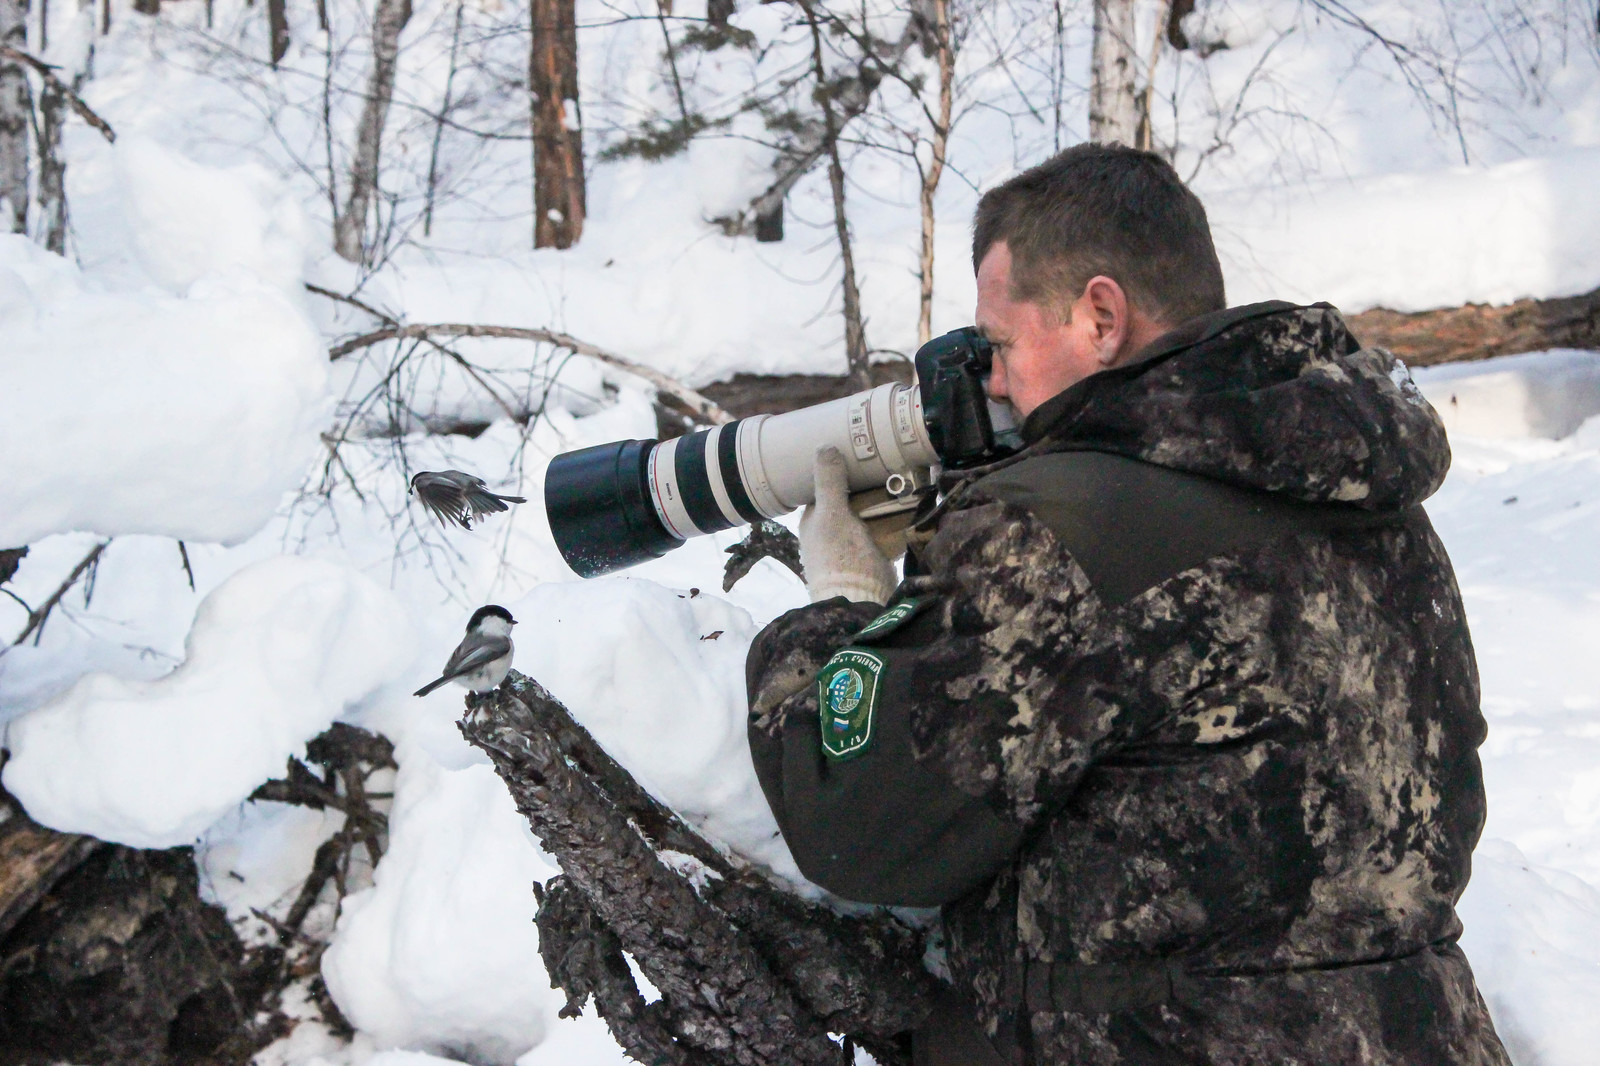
{"left": 410, "top": 470, "right": 526, "bottom": 531}
{"left": 413, "top": 605, "right": 517, "bottom": 697}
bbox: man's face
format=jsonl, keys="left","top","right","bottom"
{"left": 974, "top": 242, "right": 1147, "bottom": 419}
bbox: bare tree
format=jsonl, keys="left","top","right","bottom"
{"left": 421, "top": 0, "right": 464, "bottom": 237}
{"left": 1089, "top": 0, "right": 1139, "bottom": 143}
{"left": 0, "top": 0, "right": 29, "bottom": 234}
{"left": 530, "top": 0, "right": 583, "bottom": 248}
{"left": 334, "top": 0, "right": 413, "bottom": 263}
{"left": 798, "top": 0, "right": 871, "bottom": 389}
{"left": 917, "top": 0, "right": 954, "bottom": 346}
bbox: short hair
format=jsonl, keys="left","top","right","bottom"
{"left": 972, "top": 143, "right": 1225, "bottom": 326}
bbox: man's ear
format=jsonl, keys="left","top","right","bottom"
{"left": 1079, "top": 275, "right": 1130, "bottom": 367}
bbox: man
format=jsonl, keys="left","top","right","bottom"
{"left": 745, "top": 144, "right": 1511, "bottom": 1065}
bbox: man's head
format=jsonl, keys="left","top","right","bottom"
{"left": 973, "top": 143, "right": 1225, "bottom": 417}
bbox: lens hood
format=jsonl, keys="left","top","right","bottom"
{"left": 545, "top": 439, "right": 681, "bottom": 577}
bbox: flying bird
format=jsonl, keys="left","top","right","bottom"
{"left": 413, "top": 604, "right": 518, "bottom": 697}
{"left": 410, "top": 470, "right": 526, "bottom": 530}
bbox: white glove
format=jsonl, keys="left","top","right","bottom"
{"left": 798, "top": 446, "right": 898, "bottom": 605}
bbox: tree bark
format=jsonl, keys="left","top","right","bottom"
{"left": 0, "top": 787, "right": 99, "bottom": 944}
{"left": 916, "top": 0, "right": 952, "bottom": 346}
{"left": 36, "top": 78, "right": 65, "bottom": 252}
{"left": 0, "top": 0, "right": 30, "bottom": 235}
{"left": 1347, "top": 286, "right": 1600, "bottom": 366}
{"left": 334, "top": 0, "right": 413, "bottom": 264}
{"left": 460, "top": 674, "right": 937, "bottom": 1066}
{"left": 1089, "top": 0, "right": 1139, "bottom": 144}
{"left": 529, "top": 0, "right": 583, "bottom": 249}
{"left": 268, "top": 0, "right": 289, "bottom": 67}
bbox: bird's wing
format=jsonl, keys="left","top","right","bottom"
{"left": 439, "top": 634, "right": 512, "bottom": 679}
{"left": 412, "top": 472, "right": 472, "bottom": 530}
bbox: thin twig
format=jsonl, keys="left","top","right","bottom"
{"left": 328, "top": 322, "right": 734, "bottom": 425}
{"left": 0, "top": 47, "right": 115, "bottom": 142}
{"left": 12, "top": 540, "right": 110, "bottom": 646}
{"left": 177, "top": 541, "right": 196, "bottom": 591}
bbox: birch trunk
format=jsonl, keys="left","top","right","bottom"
{"left": 529, "top": 0, "right": 583, "bottom": 248}
{"left": 0, "top": 0, "right": 29, "bottom": 234}
{"left": 1089, "top": 0, "right": 1139, "bottom": 144}
{"left": 36, "top": 80, "right": 64, "bottom": 251}
{"left": 917, "top": 0, "right": 953, "bottom": 346}
{"left": 333, "top": 0, "right": 412, "bottom": 264}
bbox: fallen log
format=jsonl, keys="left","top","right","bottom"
{"left": 0, "top": 786, "right": 100, "bottom": 944}
{"left": 1348, "top": 286, "right": 1600, "bottom": 366}
{"left": 459, "top": 672, "right": 938, "bottom": 1066}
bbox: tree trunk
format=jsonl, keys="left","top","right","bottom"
{"left": 0, "top": 0, "right": 30, "bottom": 235}
{"left": 1348, "top": 286, "right": 1600, "bottom": 366}
{"left": 334, "top": 0, "right": 412, "bottom": 264}
{"left": 1089, "top": 0, "right": 1139, "bottom": 145}
{"left": 798, "top": 0, "right": 870, "bottom": 390}
{"left": 916, "top": 0, "right": 952, "bottom": 346}
{"left": 268, "top": 0, "right": 289, "bottom": 67}
{"left": 36, "top": 78, "right": 65, "bottom": 252}
{"left": 529, "top": 0, "right": 583, "bottom": 249}
{"left": 460, "top": 674, "right": 937, "bottom": 1066}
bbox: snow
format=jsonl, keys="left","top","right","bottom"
{"left": 505, "top": 577, "right": 805, "bottom": 883}
{"left": 1413, "top": 350, "right": 1600, "bottom": 441}
{"left": 0, "top": 136, "right": 325, "bottom": 548}
{"left": 1210, "top": 148, "right": 1600, "bottom": 313}
{"left": 321, "top": 743, "right": 558, "bottom": 1066}
{"left": 2, "top": 555, "right": 415, "bottom": 848}
{"left": 0, "top": 0, "right": 1598, "bottom": 1063}
{"left": 1422, "top": 404, "right": 1600, "bottom": 1066}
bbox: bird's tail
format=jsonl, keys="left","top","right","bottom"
{"left": 465, "top": 490, "right": 526, "bottom": 515}
{"left": 413, "top": 675, "right": 452, "bottom": 697}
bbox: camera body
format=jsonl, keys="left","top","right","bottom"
{"left": 545, "top": 328, "right": 1018, "bottom": 578}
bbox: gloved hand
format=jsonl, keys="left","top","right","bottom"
{"left": 798, "top": 446, "right": 899, "bottom": 605}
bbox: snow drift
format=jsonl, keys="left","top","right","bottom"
{"left": 2, "top": 555, "right": 415, "bottom": 847}
{"left": 0, "top": 137, "right": 325, "bottom": 548}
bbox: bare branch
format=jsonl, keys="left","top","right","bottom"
{"left": 327, "top": 322, "right": 734, "bottom": 425}
{"left": 0, "top": 46, "right": 115, "bottom": 142}
{"left": 11, "top": 540, "right": 110, "bottom": 647}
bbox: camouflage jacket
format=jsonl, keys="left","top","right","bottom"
{"left": 746, "top": 303, "right": 1510, "bottom": 1065}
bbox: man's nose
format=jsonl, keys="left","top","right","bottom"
{"left": 985, "top": 361, "right": 1007, "bottom": 400}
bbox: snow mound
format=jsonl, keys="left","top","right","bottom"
{"left": 1413, "top": 349, "right": 1600, "bottom": 440}
{"left": 507, "top": 577, "right": 802, "bottom": 881}
{"left": 1458, "top": 839, "right": 1600, "bottom": 1066}
{"left": 2, "top": 555, "right": 414, "bottom": 847}
{"left": 0, "top": 137, "right": 325, "bottom": 548}
{"left": 1211, "top": 148, "right": 1600, "bottom": 313}
{"left": 322, "top": 744, "right": 556, "bottom": 1066}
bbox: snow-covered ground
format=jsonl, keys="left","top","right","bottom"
{"left": 1, "top": 0, "right": 1599, "bottom": 1063}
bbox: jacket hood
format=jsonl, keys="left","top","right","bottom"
{"left": 1021, "top": 302, "right": 1451, "bottom": 511}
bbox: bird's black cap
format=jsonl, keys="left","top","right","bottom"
{"left": 468, "top": 604, "right": 516, "bottom": 628}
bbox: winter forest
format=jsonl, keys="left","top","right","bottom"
{"left": 0, "top": 0, "right": 1598, "bottom": 1063}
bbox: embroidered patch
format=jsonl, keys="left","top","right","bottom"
{"left": 850, "top": 596, "right": 930, "bottom": 643}
{"left": 816, "top": 648, "right": 886, "bottom": 761}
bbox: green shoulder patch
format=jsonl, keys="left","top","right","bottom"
{"left": 816, "top": 648, "right": 886, "bottom": 761}
{"left": 850, "top": 596, "right": 931, "bottom": 644}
